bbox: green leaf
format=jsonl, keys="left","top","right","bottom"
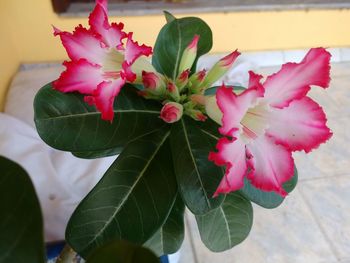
{"left": 170, "top": 117, "right": 224, "bottom": 215}
{"left": 240, "top": 167, "right": 298, "bottom": 209}
{"left": 87, "top": 240, "right": 160, "bottom": 263}
{"left": 66, "top": 128, "right": 177, "bottom": 258}
{"left": 0, "top": 156, "right": 45, "bottom": 263}
{"left": 144, "top": 194, "right": 185, "bottom": 256}
{"left": 152, "top": 17, "right": 213, "bottom": 80}
{"left": 163, "top": 11, "right": 176, "bottom": 23}
{"left": 204, "top": 85, "right": 246, "bottom": 96}
{"left": 195, "top": 192, "right": 253, "bottom": 252}
{"left": 34, "top": 83, "right": 166, "bottom": 158}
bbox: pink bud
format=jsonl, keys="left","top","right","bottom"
{"left": 195, "top": 112, "right": 207, "bottom": 122}
{"left": 184, "top": 107, "right": 207, "bottom": 122}
{"left": 142, "top": 71, "right": 165, "bottom": 91}
{"left": 167, "top": 82, "right": 177, "bottom": 93}
{"left": 188, "top": 35, "right": 200, "bottom": 50}
{"left": 218, "top": 50, "right": 241, "bottom": 68}
{"left": 176, "top": 69, "right": 190, "bottom": 90}
{"left": 196, "top": 69, "right": 207, "bottom": 82}
{"left": 160, "top": 102, "right": 183, "bottom": 123}
{"left": 178, "top": 69, "right": 190, "bottom": 82}
{"left": 178, "top": 35, "right": 200, "bottom": 74}
{"left": 189, "top": 69, "right": 207, "bottom": 93}
{"left": 202, "top": 50, "right": 241, "bottom": 89}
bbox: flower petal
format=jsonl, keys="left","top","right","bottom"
{"left": 216, "top": 84, "right": 264, "bottom": 137}
{"left": 247, "top": 71, "right": 263, "bottom": 89}
{"left": 53, "top": 59, "right": 104, "bottom": 94}
{"left": 53, "top": 25, "right": 106, "bottom": 64}
{"left": 246, "top": 135, "right": 294, "bottom": 196}
{"left": 124, "top": 33, "right": 153, "bottom": 65}
{"left": 84, "top": 78, "right": 126, "bottom": 121}
{"left": 89, "top": 1, "right": 126, "bottom": 48}
{"left": 209, "top": 137, "right": 247, "bottom": 197}
{"left": 122, "top": 62, "right": 137, "bottom": 82}
{"left": 263, "top": 48, "right": 331, "bottom": 108}
{"left": 267, "top": 97, "right": 332, "bottom": 153}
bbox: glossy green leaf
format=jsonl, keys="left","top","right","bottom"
{"left": 87, "top": 240, "right": 160, "bottom": 263}
{"left": 152, "top": 17, "right": 212, "bottom": 80}
{"left": 240, "top": 167, "right": 298, "bottom": 209}
{"left": 195, "top": 192, "right": 253, "bottom": 252}
{"left": 163, "top": 11, "right": 176, "bottom": 23}
{"left": 144, "top": 194, "right": 185, "bottom": 256}
{"left": 170, "top": 117, "right": 224, "bottom": 215}
{"left": 0, "top": 156, "right": 45, "bottom": 263}
{"left": 66, "top": 128, "right": 177, "bottom": 258}
{"left": 204, "top": 85, "right": 246, "bottom": 96}
{"left": 34, "top": 83, "right": 166, "bottom": 158}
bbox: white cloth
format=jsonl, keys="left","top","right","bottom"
{"left": 3, "top": 65, "right": 115, "bottom": 241}
{"left": 0, "top": 113, "right": 115, "bottom": 241}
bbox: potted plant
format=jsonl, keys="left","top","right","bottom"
{"left": 1, "top": 0, "right": 333, "bottom": 261}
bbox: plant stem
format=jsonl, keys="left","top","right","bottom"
{"left": 55, "top": 244, "right": 78, "bottom": 263}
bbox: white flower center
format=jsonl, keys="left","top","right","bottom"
{"left": 102, "top": 49, "right": 124, "bottom": 79}
{"left": 240, "top": 101, "right": 270, "bottom": 142}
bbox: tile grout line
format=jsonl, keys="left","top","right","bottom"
{"left": 298, "top": 188, "right": 341, "bottom": 261}
{"left": 184, "top": 214, "right": 200, "bottom": 263}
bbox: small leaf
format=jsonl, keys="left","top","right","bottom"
{"left": 170, "top": 117, "right": 224, "bottom": 215}
{"left": 195, "top": 192, "right": 253, "bottom": 252}
{"left": 34, "top": 83, "right": 166, "bottom": 158}
{"left": 87, "top": 240, "right": 160, "bottom": 263}
{"left": 144, "top": 194, "right": 185, "bottom": 256}
{"left": 66, "top": 128, "right": 178, "bottom": 258}
{"left": 240, "top": 167, "right": 298, "bottom": 209}
{"left": 204, "top": 85, "right": 246, "bottom": 96}
{"left": 0, "top": 156, "right": 45, "bottom": 263}
{"left": 152, "top": 17, "right": 213, "bottom": 80}
{"left": 163, "top": 11, "right": 176, "bottom": 23}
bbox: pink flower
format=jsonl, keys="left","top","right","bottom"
{"left": 160, "top": 102, "right": 183, "bottom": 123}
{"left": 53, "top": 0, "right": 152, "bottom": 121}
{"left": 207, "top": 48, "right": 333, "bottom": 197}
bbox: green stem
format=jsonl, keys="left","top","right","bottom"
{"left": 55, "top": 244, "right": 78, "bottom": 263}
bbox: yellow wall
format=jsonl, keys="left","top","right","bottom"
{"left": 1, "top": 0, "right": 350, "bottom": 109}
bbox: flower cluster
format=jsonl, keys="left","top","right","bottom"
{"left": 54, "top": 0, "right": 332, "bottom": 197}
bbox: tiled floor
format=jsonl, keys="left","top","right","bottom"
{"left": 177, "top": 62, "right": 350, "bottom": 263}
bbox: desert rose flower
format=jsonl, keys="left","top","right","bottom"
{"left": 207, "top": 48, "right": 332, "bottom": 197}
{"left": 160, "top": 102, "right": 183, "bottom": 123}
{"left": 53, "top": 0, "right": 152, "bottom": 121}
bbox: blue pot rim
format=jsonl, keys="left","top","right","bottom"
{"left": 46, "top": 241, "right": 169, "bottom": 262}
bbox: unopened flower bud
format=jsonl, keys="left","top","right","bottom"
{"left": 202, "top": 50, "right": 240, "bottom": 89}
{"left": 142, "top": 71, "right": 165, "bottom": 93}
{"left": 190, "top": 94, "right": 206, "bottom": 106}
{"left": 176, "top": 69, "right": 190, "bottom": 91}
{"left": 178, "top": 35, "right": 200, "bottom": 74}
{"left": 160, "top": 102, "right": 183, "bottom": 123}
{"left": 185, "top": 108, "right": 207, "bottom": 122}
{"left": 189, "top": 69, "right": 207, "bottom": 93}
{"left": 166, "top": 81, "right": 181, "bottom": 101}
